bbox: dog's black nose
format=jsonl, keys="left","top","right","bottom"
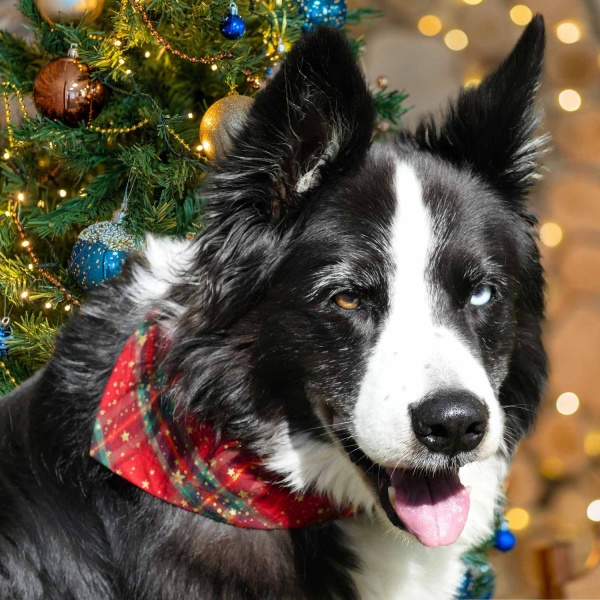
{"left": 411, "top": 391, "right": 488, "bottom": 456}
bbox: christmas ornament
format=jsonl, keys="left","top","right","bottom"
{"left": 219, "top": 2, "right": 246, "bottom": 40}
{"left": 0, "top": 317, "right": 12, "bottom": 358}
{"left": 199, "top": 94, "right": 254, "bottom": 161}
{"left": 69, "top": 210, "right": 138, "bottom": 291}
{"left": 494, "top": 519, "right": 516, "bottom": 552}
{"left": 298, "top": 0, "right": 347, "bottom": 32}
{"left": 33, "top": 44, "right": 106, "bottom": 128}
{"left": 34, "top": 0, "right": 105, "bottom": 25}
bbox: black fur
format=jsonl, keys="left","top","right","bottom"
{"left": 0, "top": 21, "right": 547, "bottom": 599}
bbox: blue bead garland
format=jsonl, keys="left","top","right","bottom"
{"left": 220, "top": 2, "right": 246, "bottom": 40}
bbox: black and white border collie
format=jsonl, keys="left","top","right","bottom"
{"left": 0, "top": 19, "right": 547, "bottom": 600}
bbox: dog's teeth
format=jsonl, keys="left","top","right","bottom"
{"left": 388, "top": 486, "right": 396, "bottom": 505}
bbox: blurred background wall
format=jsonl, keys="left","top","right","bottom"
{"left": 359, "top": 0, "right": 600, "bottom": 597}
{"left": 1, "top": 0, "right": 599, "bottom": 597}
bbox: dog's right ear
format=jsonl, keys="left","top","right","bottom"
{"left": 205, "top": 27, "right": 375, "bottom": 222}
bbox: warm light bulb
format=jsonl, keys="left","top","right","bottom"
{"left": 64, "top": 304, "right": 72, "bottom": 312}
{"left": 587, "top": 499, "right": 600, "bottom": 522}
{"left": 556, "top": 21, "right": 581, "bottom": 44}
{"left": 28, "top": 263, "right": 33, "bottom": 270}
{"left": 119, "top": 58, "right": 125, "bottom": 65}
{"left": 21, "top": 290, "right": 28, "bottom": 299}
{"left": 21, "top": 240, "right": 30, "bottom": 248}
{"left": 45, "top": 302, "right": 52, "bottom": 309}
{"left": 584, "top": 431, "right": 600, "bottom": 457}
{"left": 144, "top": 50, "right": 151, "bottom": 58}
{"left": 2, "top": 151, "right": 10, "bottom": 160}
{"left": 510, "top": 5, "right": 533, "bottom": 26}
{"left": 556, "top": 392, "right": 579, "bottom": 415}
{"left": 463, "top": 0, "right": 482, "bottom": 4}
{"left": 125, "top": 69, "right": 132, "bottom": 75}
{"left": 4, "top": 210, "right": 10, "bottom": 217}
{"left": 58, "top": 189, "right": 67, "bottom": 198}
{"left": 17, "top": 192, "right": 25, "bottom": 202}
{"left": 188, "top": 112, "right": 194, "bottom": 119}
{"left": 211, "top": 64, "right": 218, "bottom": 71}
{"left": 506, "top": 507, "right": 530, "bottom": 531}
{"left": 540, "top": 222, "right": 563, "bottom": 247}
{"left": 114, "top": 40, "right": 122, "bottom": 47}
{"left": 464, "top": 75, "right": 481, "bottom": 88}
{"left": 418, "top": 15, "right": 442, "bottom": 37}
{"left": 444, "top": 30, "right": 469, "bottom": 51}
{"left": 196, "top": 144, "right": 204, "bottom": 152}
{"left": 558, "top": 89, "right": 582, "bottom": 112}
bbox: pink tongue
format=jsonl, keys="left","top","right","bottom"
{"left": 389, "top": 469, "right": 470, "bottom": 547}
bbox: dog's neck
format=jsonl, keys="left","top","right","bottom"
{"left": 89, "top": 316, "right": 352, "bottom": 529}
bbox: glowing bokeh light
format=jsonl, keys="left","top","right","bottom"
{"left": 558, "top": 89, "right": 582, "bottom": 112}
{"left": 506, "top": 507, "right": 530, "bottom": 530}
{"left": 587, "top": 500, "right": 600, "bottom": 522}
{"left": 510, "top": 5, "right": 533, "bottom": 26}
{"left": 556, "top": 21, "right": 581, "bottom": 44}
{"left": 556, "top": 392, "right": 580, "bottom": 415}
{"left": 444, "top": 30, "right": 469, "bottom": 51}
{"left": 418, "top": 15, "right": 442, "bottom": 37}
{"left": 540, "top": 222, "right": 563, "bottom": 248}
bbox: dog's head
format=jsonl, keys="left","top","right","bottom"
{"left": 169, "top": 20, "right": 547, "bottom": 547}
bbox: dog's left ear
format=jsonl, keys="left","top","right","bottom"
{"left": 414, "top": 15, "right": 546, "bottom": 200}
{"left": 207, "top": 27, "right": 375, "bottom": 220}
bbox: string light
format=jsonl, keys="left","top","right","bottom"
{"left": 196, "top": 144, "right": 204, "bottom": 152}
{"left": 130, "top": 0, "right": 233, "bottom": 65}
{"left": 20, "top": 290, "right": 28, "bottom": 299}
{"left": 27, "top": 263, "right": 33, "bottom": 270}
{"left": 144, "top": 50, "right": 151, "bottom": 58}
{"left": 58, "top": 189, "right": 67, "bottom": 198}
{"left": 587, "top": 500, "right": 600, "bottom": 522}
{"left": 584, "top": 431, "right": 600, "bottom": 457}
{"left": 510, "top": 5, "right": 533, "bottom": 26}
{"left": 114, "top": 40, "right": 122, "bottom": 47}
{"left": 558, "top": 89, "right": 582, "bottom": 112}
{"left": 188, "top": 112, "right": 194, "bottom": 119}
{"left": 418, "top": 15, "right": 442, "bottom": 37}
{"left": 444, "top": 30, "right": 469, "bottom": 51}
{"left": 556, "top": 392, "right": 579, "bottom": 415}
{"left": 2, "top": 151, "right": 10, "bottom": 160}
{"left": 505, "top": 507, "right": 530, "bottom": 531}
{"left": 463, "top": 0, "right": 482, "bottom": 4}
{"left": 125, "top": 69, "right": 132, "bottom": 75}
{"left": 556, "top": 21, "right": 581, "bottom": 44}
{"left": 44, "top": 301, "right": 52, "bottom": 309}
{"left": 540, "top": 222, "right": 563, "bottom": 247}
{"left": 64, "top": 304, "right": 72, "bottom": 312}
{"left": 17, "top": 192, "right": 24, "bottom": 202}
{"left": 211, "top": 64, "right": 218, "bottom": 71}
{"left": 21, "top": 240, "right": 30, "bottom": 248}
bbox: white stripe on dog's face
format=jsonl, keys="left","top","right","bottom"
{"left": 353, "top": 161, "right": 503, "bottom": 467}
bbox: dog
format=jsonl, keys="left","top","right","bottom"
{"left": 0, "top": 17, "right": 547, "bottom": 600}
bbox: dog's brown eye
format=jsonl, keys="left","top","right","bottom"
{"left": 333, "top": 292, "right": 361, "bottom": 310}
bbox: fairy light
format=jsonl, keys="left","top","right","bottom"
{"left": 21, "top": 240, "right": 30, "bottom": 248}
{"left": 587, "top": 500, "right": 600, "bottom": 522}
{"left": 510, "top": 5, "right": 533, "bottom": 26}
{"left": 556, "top": 392, "right": 579, "bottom": 415}
{"left": 20, "top": 290, "right": 28, "bottom": 299}
{"left": 464, "top": 75, "right": 482, "bottom": 87}
{"left": 463, "top": 0, "right": 482, "bottom": 4}
{"left": 27, "top": 263, "right": 33, "bottom": 270}
{"left": 558, "top": 89, "right": 582, "bottom": 112}
{"left": 119, "top": 58, "right": 125, "bottom": 65}
{"left": 58, "top": 189, "right": 67, "bottom": 198}
{"left": 211, "top": 64, "right": 218, "bottom": 71}
{"left": 188, "top": 112, "right": 194, "bottom": 119}
{"left": 17, "top": 192, "right": 24, "bottom": 202}
{"left": 506, "top": 507, "right": 530, "bottom": 531}
{"left": 44, "top": 301, "right": 52, "bottom": 309}
{"left": 556, "top": 21, "right": 581, "bottom": 44}
{"left": 4, "top": 210, "right": 10, "bottom": 217}
{"left": 444, "top": 30, "right": 469, "bottom": 51}
{"left": 125, "top": 69, "right": 132, "bottom": 75}
{"left": 144, "top": 50, "right": 151, "bottom": 58}
{"left": 418, "top": 15, "right": 442, "bottom": 37}
{"left": 64, "top": 304, "right": 72, "bottom": 312}
{"left": 2, "top": 151, "right": 10, "bottom": 160}
{"left": 584, "top": 431, "right": 600, "bottom": 457}
{"left": 114, "top": 40, "right": 122, "bottom": 47}
{"left": 540, "top": 222, "right": 563, "bottom": 247}
{"left": 196, "top": 144, "right": 204, "bottom": 152}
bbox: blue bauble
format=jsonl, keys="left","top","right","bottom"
{"left": 0, "top": 321, "right": 12, "bottom": 358}
{"left": 298, "top": 0, "right": 347, "bottom": 32}
{"left": 69, "top": 219, "right": 138, "bottom": 291}
{"left": 494, "top": 528, "right": 516, "bottom": 552}
{"left": 220, "top": 2, "right": 246, "bottom": 40}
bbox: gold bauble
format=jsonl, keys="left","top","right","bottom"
{"left": 199, "top": 95, "right": 255, "bottom": 161}
{"left": 35, "top": 0, "right": 105, "bottom": 25}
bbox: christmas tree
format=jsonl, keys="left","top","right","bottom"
{"left": 0, "top": 0, "right": 407, "bottom": 394}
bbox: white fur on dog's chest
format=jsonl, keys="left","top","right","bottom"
{"left": 338, "top": 516, "right": 465, "bottom": 600}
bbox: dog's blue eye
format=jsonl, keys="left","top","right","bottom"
{"left": 470, "top": 284, "right": 494, "bottom": 307}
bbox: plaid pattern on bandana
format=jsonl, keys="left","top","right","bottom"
{"left": 90, "top": 318, "right": 352, "bottom": 529}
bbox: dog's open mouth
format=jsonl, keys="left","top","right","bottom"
{"left": 334, "top": 425, "right": 470, "bottom": 547}
{"left": 378, "top": 467, "right": 470, "bottom": 547}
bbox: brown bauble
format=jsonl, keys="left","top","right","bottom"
{"left": 33, "top": 57, "right": 106, "bottom": 127}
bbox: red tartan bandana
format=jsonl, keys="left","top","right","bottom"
{"left": 90, "top": 319, "right": 352, "bottom": 529}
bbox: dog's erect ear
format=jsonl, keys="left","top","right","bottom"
{"left": 208, "top": 27, "right": 375, "bottom": 219}
{"left": 413, "top": 15, "right": 546, "bottom": 200}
